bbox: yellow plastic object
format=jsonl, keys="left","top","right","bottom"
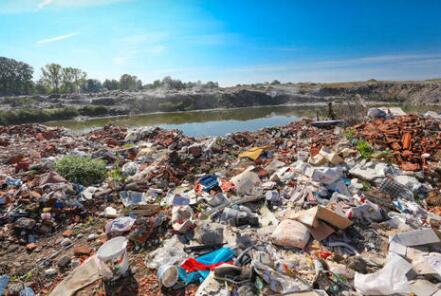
{"left": 238, "top": 146, "right": 269, "bottom": 161}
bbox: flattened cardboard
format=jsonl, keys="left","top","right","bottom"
{"left": 308, "top": 221, "right": 335, "bottom": 241}
{"left": 409, "top": 279, "right": 439, "bottom": 296}
{"left": 315, "top": 206, "right": 352, "bottom": 229}
{"left": 389, "top": 239, "right": 407, "bottom": 257}
{"left": 392, "top": 229, "right": 441, "bottom": 247}
{"left": 289, "top": 207, "right": 320, "bottom": 228}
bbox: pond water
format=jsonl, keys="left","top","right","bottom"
{"left": 47, "top": 105, "right": 328, "bottom": 137}
{"left": 47, "top": 104, "right": 410, "bottom": 137}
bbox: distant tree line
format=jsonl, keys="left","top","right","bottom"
{"left": 0, "top": 57, "right": 34, "bottom": 95}
{"left": 0, "top": 56, "right": 219, "bottom": 96}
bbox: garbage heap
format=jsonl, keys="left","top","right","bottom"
{"left": 1, "top": 114, "right": 441, "bottom": 296}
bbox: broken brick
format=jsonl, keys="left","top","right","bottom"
{"left": 73, "top": 245, "right": 92, "bottom": 257}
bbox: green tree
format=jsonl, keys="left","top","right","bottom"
{"left": 152, "top": 79, "right": 161, "bottom": 89}
{"left": 136, "top": 79, "right": 143, "bottom": 90}
{"left": 103, "top": 79, "right": 119, "bottom": 90}
{"left": 162, "top": 76, "right": 185, "bottom": 90}
{"left": 35, "top": 79, "right": 50, "bottom": 95}
{"left": 203, "top": 81, "right": 218, "bottom": 89}
{"left": 62, "top": 67, "right": 86, "bottom": 93}
{"left": 81, "top": 79, "right": 102, "bottom": 93}
{"left": 41, "top": 63, "right": 62, "bottom": 93}
{"left": 61, "top": 67, "right": 75, "bottom": 93}
{"left": 185, "top": 81, "right": 197, "bottom": 89}
{"left": 0, "top": 56, "right": 34, "bottom": 96}
{"left": 119, "top": 74, "right": 140, "bottom": 91}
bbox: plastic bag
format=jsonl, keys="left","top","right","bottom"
{"left": 146, "top": 238, "right": 187, "bottom": 270}
{"left": 354, "top": 253, "right": 412, "bottom": 295}
{"left": 271, "top": 219, "right": 311, "bottom": 249}
{"left": 105, "top": 216, "right": 136, "bottom": 234}
{"left": 253, "top": 260, "right": 310, "bottom": 294}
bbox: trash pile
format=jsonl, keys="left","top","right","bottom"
{"left": 1, "top": 110, "right": 441, "bottom": 295}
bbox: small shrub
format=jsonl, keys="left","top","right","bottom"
{"left": 343, "top": 129, "right": 355, "bottom": 140}
{"left": 107, "top": 166, "right": 124, "bottom": 183}
{"left": 0, "top": 107, "right": 78, "bottom": 125}
{"left": 362, "top": 181, "right": 372, "bottom": 191}
{"left": 55, "top": 156, "right": 107, "bottom": 186}
{"left": 78, "top": 105, "right": 109, "bottom": 117}
{"left": 356, "top": 139, "right": 374, "bottom": 159}
{"left": 374, "top": 149, "right": 394, "bottom": 164}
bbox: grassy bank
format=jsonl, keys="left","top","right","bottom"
{"left": 0, "top": 106, "right": 122, "bottom": 125}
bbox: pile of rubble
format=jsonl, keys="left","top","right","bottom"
{"left": 352, "top": 114, "right": 441, "bottom": 171}
{"left": 1, "top": 110, "right": 441, "bottom": 296}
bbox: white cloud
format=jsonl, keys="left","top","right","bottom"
{"left": 112, "top": 33, "right": 168, "bottom": 66}
{"left": 36, "top": 32, "right": 78, "bottom": 45}
{"left": 143, "top": 45, "right": 167, "bottom": 55}
{"left": 111, "top": 32, "right": 240, "bottom": 66}
{"left": 137, "top": 52, "right": 441, "bottom": 86}
{"left": 0, "top": 0, "right": 128, "bottom": 13}
{"left": 223, "top": 52, "right": 441, "bottom": 74}
{"left": 119, "top": 33, "right": 168, "bottom": 45}
{"left": 37, "top": 0, "right": 127, "bottom": 9}
{"left": 112, "top": 56, "right": 126, "bottom": 66}
{"left": 180, "top": 33, "right": 239, "bottom": 46}
{"left": 37, "top": 0, "right": 53, "bottom": 9}
{"left": 313, "top": 53, "right": 441, "bottom": 68}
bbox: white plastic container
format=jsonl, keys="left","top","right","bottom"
{"left": 97, "top": 236, "right": 129, "bottom": 279}
{"left": 157, "top": 264, "right": 178, "bottom": 288}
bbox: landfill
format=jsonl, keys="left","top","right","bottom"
{"left": 1, "top": 108, "right": 441, "bottom": 295}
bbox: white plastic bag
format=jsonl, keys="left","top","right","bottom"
{"left": 354, "top": 253, "right": 412, "bottom": 295}
{"left": 271, "top": 219, "right": 311, "bottom": 249}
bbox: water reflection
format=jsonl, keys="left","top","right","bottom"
{"left": 48, "top": 105, "right": 325, "bottom": 136}
{"left": 47, "top": 103, "right": 429, "bottom": 137}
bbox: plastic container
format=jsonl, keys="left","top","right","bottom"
{"left": 0, "top": 275, "right": 9, "bottom": 296}
{"left": 97, "top": 236, "right": 129, "bottom": 278}
{"left": 157, "top": 264, "right": 178, "bottom": 288}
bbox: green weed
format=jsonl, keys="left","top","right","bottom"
{"left": 356, "top": 139, "right": 374, "bottom": 159}
{"left": 55, "top": 156, "right": 107, "bottom": 186}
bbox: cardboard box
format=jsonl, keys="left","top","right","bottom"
{"left": 292, "top": 206, "right": 352, "bottom": 230}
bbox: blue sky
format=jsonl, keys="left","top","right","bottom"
{"left": 0, "top": 0, "right": 440, "bottom": 86}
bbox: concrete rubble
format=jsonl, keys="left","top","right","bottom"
{"left": 0, "top": 111, "right": 441, "bottom": 295}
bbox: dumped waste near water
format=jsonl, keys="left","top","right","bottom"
{"left": 1, "top": 107, "right": 441, "bottom": 295}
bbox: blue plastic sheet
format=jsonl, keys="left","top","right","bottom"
{"left": 178, "top": 247, "right": 235, "bottom": 285}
